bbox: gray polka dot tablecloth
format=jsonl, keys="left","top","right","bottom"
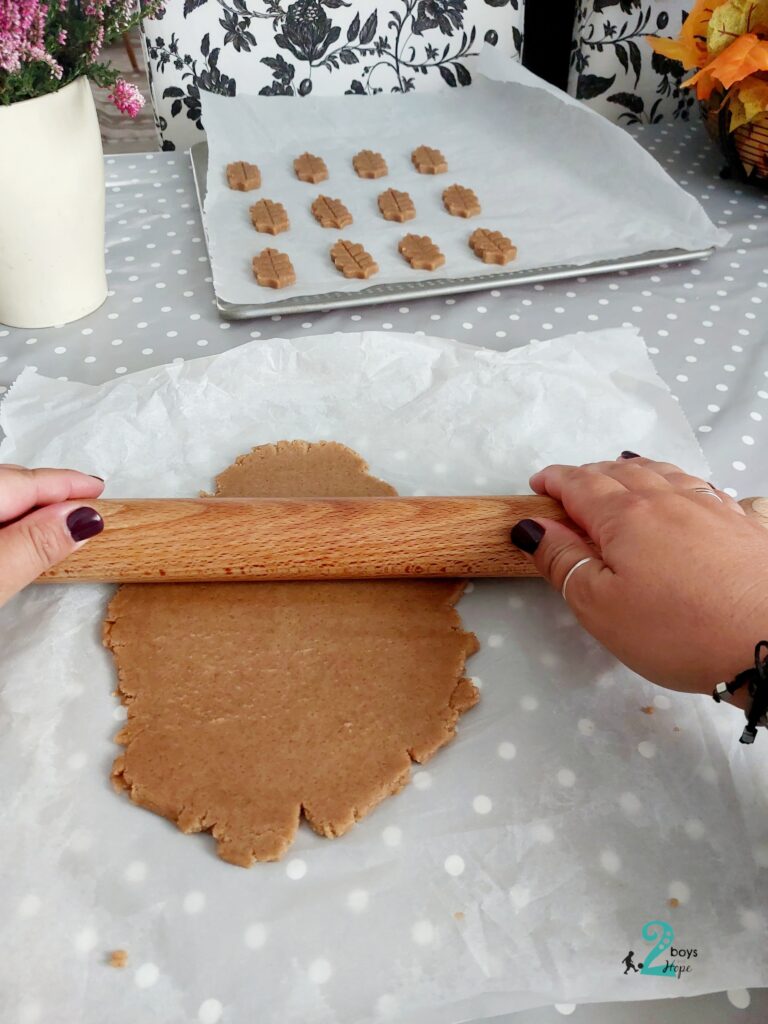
{"left": 1, "top": 120, "right": 767, "bottom": 1024}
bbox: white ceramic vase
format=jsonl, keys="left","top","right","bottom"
{"left": 0, "top": 76, "right": 107, "bottom": 329}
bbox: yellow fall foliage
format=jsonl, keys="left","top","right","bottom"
{"left": 707, "top": 0, "right": 768, "bottom": 56}
{"left": 728, "top": 74, "right": 768, "bottom": 127}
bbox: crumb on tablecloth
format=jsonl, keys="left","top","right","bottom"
{"left": 108, "top": 949, "right": 128, "bottom": 968}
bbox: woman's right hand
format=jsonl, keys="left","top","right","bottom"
{"left": 0, "top": 465, "right": 104, "bottom": 608}
{"left": 510, "top": 455, "right": 768, "bottom": 696}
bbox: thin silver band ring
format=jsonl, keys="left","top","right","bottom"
{"left": 691, "top": 486, "right": 724, "bottom": 503}
{"left": 561, "top": 557, "right": 596, "bottom": 601}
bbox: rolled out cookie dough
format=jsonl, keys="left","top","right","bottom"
{"left": 104, "top": 441, "right": 479, "bottom": 866}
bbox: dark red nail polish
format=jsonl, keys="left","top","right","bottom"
{"left": 620, "top": 451, "right": 640, "bottom": 459}
{"left": 67, "top": 507, "right": 104, "bottom": 543}
{"left": 510, "top": 519, "right": 545, "bottom": 554}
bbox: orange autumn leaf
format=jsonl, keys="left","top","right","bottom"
{"left": 684, "top": 32, "right": 768, "bottom": 97}
{"left": 647, "top": 35, "right": 704, "bottom": 69}
{"left": 647, "top": 0, "right": 730, "bottom": 69}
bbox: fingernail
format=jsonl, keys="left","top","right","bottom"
{"left": 89, "top": 474, "right": 105, "bottom": 482}
{"left": 619, "top": 451, "right": 640, "bottom": 459}
{"left": 67, "top": 506, "right": 104, "bottom": 543}
{"left": 510, "top": 519, "right": 545, "bottom": 554}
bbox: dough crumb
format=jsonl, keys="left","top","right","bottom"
{"left": 640, "top": 706, "right": 654, "bottom": 715}
{"left": 667, "top": 898, "right": 680, "bottom": 909}
{"left": 453, "top": 911, "right": 465, "bottom": 921}
{"left": 108, "top": 949, "right": 128, "bottom": 968}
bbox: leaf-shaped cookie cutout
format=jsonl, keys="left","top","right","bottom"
{"left": 252, "top": 248, "right": 296, "bottom": 289}
{"left": 294, "top": 152, "right": 328, "bottom": 183}
{"left": 226, "top": 161, "right": 261, "bottom": 191}
{"left": 353, "top": 149, "right": 388, "bottom": 179}
{"left": 442, "top": 184, "right": 481, "bottom": 218}
{"left": 330, "top": 239, "right": 379, "bottom": 279}
{"left": 469, "top": 228, "right": 517, "bottom": 265}
{"left": 311, "top": 195, "right": 353, "bottom": 229}
{"left": 411, "top": 145, "right": 448, "bottom": 174}
{"left": 398, "top": 234, "right": 445, "bottom": 271}
{"left": 378, "top": 188, "right": 416, "bottom": 222}
{"left": 250, "top": 198, "right": 290, "bottom": 235}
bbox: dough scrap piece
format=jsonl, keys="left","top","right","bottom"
{"left": 226, "top": 161, "right": 261, "bottom": 191}
{"left": 108, "top": 950, "right": 128, "bottom": 969}
{"left": 294, "top": 152, "right": 328, "bottom": 183}
{"left": 469, "top": 227, "right": 517, "bottom": 265}
{"left": 252, "top": 247, "right": 296, "bottom": 288}
{"left": 442, "top": 184, "right": 481, "bottom": 218}
{"left": 250, "top": 198, "right": 290, "bottom": 235}
{"left": 398, "top": 233, "right": 445, "bottom": 271}
{"left": 311, "top": 195, "right": 353, "bottom": 229}
{"left": 411, "top": 145, "right": 447, "bottom": 174}
{"left": 104, "top": 441, "right": 479, "bottom": 867}
{"left": 353, "top": 149, "right": 388, "bottom": 179}
{"left": 330, "top": 239, "right": 379, "bottom": 279}
{"left": 378, "top": 188, "right": 416, "bottom": 223}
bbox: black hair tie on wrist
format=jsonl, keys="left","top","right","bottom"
{"left": 712, "top": 641, "right": 768, "bottom": 744}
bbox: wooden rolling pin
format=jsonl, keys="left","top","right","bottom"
{"left": 38, "top": 495, "right": 768, "bottom": 584}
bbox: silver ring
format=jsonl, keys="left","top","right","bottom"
{"left": 561, "top": 557, "right": 595, "bottom": 601}
{"left": 691, "top": 487, "right": 724, "bottom": 503}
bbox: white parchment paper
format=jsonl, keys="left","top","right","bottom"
{"left": 1, "top": 328, "right": 767, "bottom": 1024}
{"left": 200, "top": 48, "right": 728, "bottom": 305}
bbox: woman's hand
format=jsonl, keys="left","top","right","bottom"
{"left": 0, "top": 465, "right": 105, "bottom": 608}
{"left": 511, "top": 454, "right": 768, "bottom": 695}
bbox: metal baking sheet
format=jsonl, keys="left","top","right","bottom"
{"left": 189, "top": 141, "right": 713, "bottom": 322}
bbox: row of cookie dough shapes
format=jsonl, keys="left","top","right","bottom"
{"left": 233, "top": 146, "right": 447, "bottom": 191}
{"left": 252, "top": 230, "right": 514, "bottom": 289}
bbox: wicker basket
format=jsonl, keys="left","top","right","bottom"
{"left": 703, "top": 89, "right": 768, "bottom": 190}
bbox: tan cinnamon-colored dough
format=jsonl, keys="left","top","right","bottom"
{"left": 104, "top": 441, "right": 478, "bottom": 867}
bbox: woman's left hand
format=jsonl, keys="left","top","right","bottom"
{"left": 0, "top": 465, "right": 105, "bottom": 608}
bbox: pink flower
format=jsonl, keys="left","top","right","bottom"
{"left": 56, "top": 28, "right": 66, "bottom": 46}
{"left": 108, "top": 76, "right": 145, "bottom": 118}
{"left": 0, "top": 0, "right": 61, "bottom": 77}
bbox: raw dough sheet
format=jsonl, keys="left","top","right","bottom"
{"left": 200, "top": 48, "right": 728, "bottom": 305}
{"left": 105, "top": 440, "right": 479, "bottom": 866}
{"left": 1, "top": 329, "right": 767, "bottom": 1024}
